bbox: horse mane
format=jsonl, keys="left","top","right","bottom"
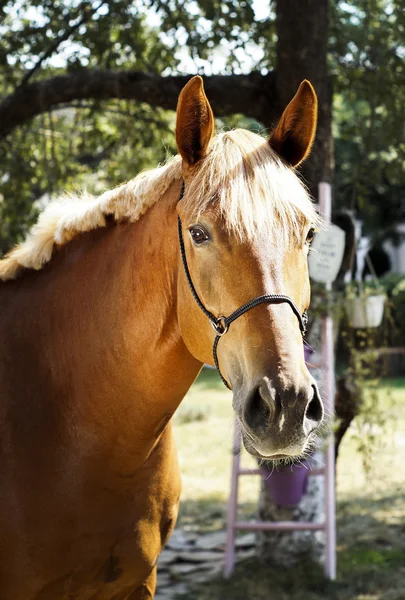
{"left": 0, "top": 156, "right": 183, "bottom": 281}
{"left": 0, "top": 129, "right": 320, "bottom": 282}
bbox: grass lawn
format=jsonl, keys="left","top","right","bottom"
{"left": 171, "top": 369, "right": 405, "bottom": 600}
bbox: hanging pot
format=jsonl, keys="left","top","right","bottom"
{"left": 260, "top": 461, "right": 310, "bottom": 506}
{"left": 345, "top": 294, "right": 386, "bottom": 328}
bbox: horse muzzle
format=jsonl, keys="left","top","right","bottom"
{"left": 234, "top": 376, "right": 324, "bottom": 459}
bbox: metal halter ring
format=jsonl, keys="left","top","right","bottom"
{"left": 210, "top": 316, "right": 228, "bottom": 336}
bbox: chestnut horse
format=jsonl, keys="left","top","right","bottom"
{"left": 0, "top": 77, "right": 323, "bottom": 599}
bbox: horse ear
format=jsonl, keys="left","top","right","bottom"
{"left": 176, "top": 75, "right": 215, "bottom": 167}
{"left": 269, "top": 80, "right": 318, "bottom": 167}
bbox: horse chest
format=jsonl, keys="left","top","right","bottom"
{"left": 0, "top": 429, "right": 182, "bottom": 600}
{"left": 60, "top": 447, "right": 181, "bottom": 598}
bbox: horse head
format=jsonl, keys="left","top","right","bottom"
{"left": 175, "top": 76, "right": 324, "bottom": 461}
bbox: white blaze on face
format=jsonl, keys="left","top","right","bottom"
{"left": 279, "top": 413, "right": 285, "bottom": 432}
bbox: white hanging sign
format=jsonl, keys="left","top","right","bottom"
{"left": 308, "top": 224, "right": 346, "bottom": 284}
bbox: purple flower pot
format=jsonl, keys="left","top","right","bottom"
{"left": 261, "top": 462, "right": 310, "bottom": 506}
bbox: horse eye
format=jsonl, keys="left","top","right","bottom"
{"left": 189, "top": 225, "right": 210, "bottom": 244}
{"left": 306, "top": 228, "right": 315, "bottom": 245}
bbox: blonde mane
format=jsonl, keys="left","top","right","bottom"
{"left": 0, "top": 129, "right": 319, "bottom": 282}
{"left": 0, "top": 156, "right": 183, "bottom": 281}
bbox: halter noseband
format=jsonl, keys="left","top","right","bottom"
{"left": 177, "top": 182, "right": 308, "bottom": 390}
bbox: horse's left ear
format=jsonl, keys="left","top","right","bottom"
{"left": 269, "top": 80, "right": 318, "bottom": 167}
{"left": 176, "top": 75, "right": 215, "bottom": 167}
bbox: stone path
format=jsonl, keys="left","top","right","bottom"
{"left": 155, "top": 529, "right": 256, "bottom": 599}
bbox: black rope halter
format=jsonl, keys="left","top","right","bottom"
{"left": 177, "top": 181, "right": 308, "bottom": 390}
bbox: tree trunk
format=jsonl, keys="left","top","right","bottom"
{"left": 255, "top": 0, "right": 333, "bottom": 568}
{"left": 274, "top": 0, "right": 333, "bottom": 192}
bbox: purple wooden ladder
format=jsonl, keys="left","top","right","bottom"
{"left": 224, "top": 183, "right": 337, "bottom": 581}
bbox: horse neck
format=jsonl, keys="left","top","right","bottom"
{"left": 121, "top": 183, "right": 203, "bottom": 406}
{"left": 8, "top": 181, "right": 201, "bottom": 463}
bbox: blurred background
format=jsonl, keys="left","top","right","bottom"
{"left": 0, "top": 1, "right": 404, "bottom": 599}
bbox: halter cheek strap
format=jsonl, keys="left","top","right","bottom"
{"left": 177, "top": 182, "right": 308, "bottom": 390}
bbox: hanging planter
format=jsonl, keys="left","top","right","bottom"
{"left": 260, "top": 461, "right": 310, "bottom": 506}
{"left": 345, "top": 293, "right": 386, "bottom": 328}
{"left": 345, "top": 250, "right": 386, "bottom": 329}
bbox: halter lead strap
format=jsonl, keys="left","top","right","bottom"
{"left": 177, "top": 181, "right": 308, "bottom": 390}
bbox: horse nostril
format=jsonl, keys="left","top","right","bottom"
{"left": 244, "top": 385, "right": 272, "bottom": 431}
{"left": 305, "top": 384, "right": 324, "bottom": 426}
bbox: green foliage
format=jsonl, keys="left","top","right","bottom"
{"left": 344, "top": 280, "right": 386, "bottom": 299}
{"left": 147, "top": 0, "right": 274, "bottom": 72}
{"left": 330, "top": 0, "right": 405, "bottom": 238}
{"left": 338, "top": 329, "right": 388, "bottom": 473}
{"left": 0, "top": 101, "right": 176, "bottom": 254}
{"left": 0, "top": 0, "right": 178, "bottom": 83}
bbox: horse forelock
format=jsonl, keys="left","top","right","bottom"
{"left": 0, "top": 128, "right": 320, "bottom": 282}
{"left": 182, "top": 129, "right": 321, "bottom": 244}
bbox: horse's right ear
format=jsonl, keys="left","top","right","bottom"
{"left": 176, "top": 76, "right": 214, "bottom": 167}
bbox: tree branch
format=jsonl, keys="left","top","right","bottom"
{"left": 16, "top": 1, "right": 105, "bottom": 91}
{"left": 0, "top": 69, "right": 277, "bottom": 140}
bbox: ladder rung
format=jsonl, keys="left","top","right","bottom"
{"left": 307, "top": 467, "right": 325, "bottom": 475}
{"left": 238, "top": 468, "right": 261, "bottom": 475}
{"left": 235, "top": 520, "right": 325, "bottom": 532}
